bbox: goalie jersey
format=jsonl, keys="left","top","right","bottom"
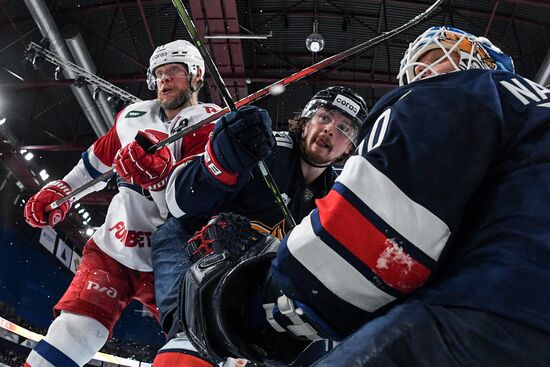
{"left": 272, "top": 69, "right": 550, "bottom": 337}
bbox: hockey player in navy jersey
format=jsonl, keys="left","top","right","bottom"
{"left": 170, "top": 26, "right": 550, "bottom": 367}
{"left": 148, "top": 86, "right": 368, "bottom": 365}
{"left": 22, "top": 40, "right": 221, "bottom": 367}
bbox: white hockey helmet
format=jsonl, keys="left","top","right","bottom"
{"left": 397, "top": 26, "right": 515, "bottom": 86}
{"left": 146, "top": 40, "right": 205, "bottom": 90}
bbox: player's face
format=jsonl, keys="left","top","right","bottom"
{"left": 301, "top": 107, "right": 354, "bottom": 165}
{"left": 155, "top": 63, "right": 194, "bottom": 111}
{"left": 414, "top": 48, "right": 460, "bottom": 79}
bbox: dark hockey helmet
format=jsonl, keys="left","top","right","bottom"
{"left": 300, "top": 86, "right": 368, "bottom": 134}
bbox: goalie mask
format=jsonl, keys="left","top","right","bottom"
{"left": 300, "top": 86, "right": 368, "bottom": 144}
{"left": 146, "top": 40, "right": 205, "bottom": 90}
{"left": 397, "top": 26, "right": 515, "bottom": 86}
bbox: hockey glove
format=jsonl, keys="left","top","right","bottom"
{"left": 180, "top": 235, "right": 309, "bottom": 364}
{"left": 114, "top": 130, "right": 174, "bottom": 191}
{"left": 204, "top": 106, "right": 275, "bottom": 186}
{"left": 24, "top": 180, "right": 72, "bottom": 228}
{"left": 185, "top": 213, "right": 260, "bottom": 263}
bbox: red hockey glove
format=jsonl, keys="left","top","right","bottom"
{"left": 24, "top": 180, "right": 72, "bottom": 228}
{"left": 114, "top": 131, "right": 174, "bottom": 191}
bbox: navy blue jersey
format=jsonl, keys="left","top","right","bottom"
{"left": 166, "top": 131, "right": 336, "bottom": 238}
{"left": 272, "top": 69, "right": 550, "bottom": 337}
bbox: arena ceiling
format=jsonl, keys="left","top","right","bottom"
{"left": 0, "top": 0, "right": 549, "bottom": 250}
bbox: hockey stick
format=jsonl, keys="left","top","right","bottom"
{"left": 171, "top": 0, "right": 297, "bottom": 229}
{"left": 46, "top": 0, "right": 443, "bottom": 211}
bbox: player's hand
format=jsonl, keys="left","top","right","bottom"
{"left": 114, "top": 130, "right": 174, "bottom": 191}
{"left": 24, "top": 180, "right": 72, "bottom": 228}
{"left": 204, "top": 106, "right": 275, "bottom": 185}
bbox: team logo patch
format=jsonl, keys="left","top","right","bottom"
{"left": 303, "top": 188, "right": 314, "bottom": 201}
{"left": 251, "top": 219, "right": 287, "bottom": 239}
{"left": 125, "top": 110, "right": 147, "bottom": 118}
{"left": 333, "top": 94, "right": 360, "bottom": 117}
{"left": 171, "top": 118, "right": 189, "bottom": 134}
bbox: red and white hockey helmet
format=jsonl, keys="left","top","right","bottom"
{"left": 146, "top": 40, "right": 205, "bottom": 90}
{"left": 397, "top": 26, "right": 515, "bottom": 86}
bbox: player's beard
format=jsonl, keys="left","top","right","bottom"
{"left": 300, "top": 139, "right": 332, "bottom": 168}
{"left": 160, "top": 88, "right": 193, "bottom": 111}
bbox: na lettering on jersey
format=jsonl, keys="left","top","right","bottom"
{"left": 499, "top": 76, "right": 550, "bottom": 107}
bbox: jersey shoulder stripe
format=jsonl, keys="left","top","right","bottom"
{"left": 274, "top": 239, "right": 369, "bottom": 336}
{"left": 331, "top": 182, "right": 437, "bottom": 269}
{"left": 337, "top": 156, "right": 450, "bottom": 260}
{"left": 315, "top": 187, "right": 432, "bottom": 294}
{"left": 81, "top": 151, "right": 109, "bottom": 180}
{"left": 284, "top": 213, "right": 396, "bottom": 312}
{"left": 309, "top": 206, "right": 403, "bottom": 298}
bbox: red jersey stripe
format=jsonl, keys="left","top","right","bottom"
{"left": 316, "top": 189, "right": 431, "bottom": 293}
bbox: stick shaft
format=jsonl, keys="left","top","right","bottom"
{"left": 172, "top": 0, "right": 297, "bottom": 228}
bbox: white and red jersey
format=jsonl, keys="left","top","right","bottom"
{"left": 62, "top": 100, "right": 221, "bottom": 271}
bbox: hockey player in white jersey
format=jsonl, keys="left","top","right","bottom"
{"left": 23, "top": 40, "right": 221, "bottom": 367}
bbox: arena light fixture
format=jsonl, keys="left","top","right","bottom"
{"left": 0, "top": 117, "right": 5, "bottom": 126}
{"left": 24, "top": 152, "right": 34, "bottom": 161}
{"left": 306, "top": 21, "right": 324, "bottom": 53}
{"left": 39, "top": 169, "right": 49, "bottom": 181}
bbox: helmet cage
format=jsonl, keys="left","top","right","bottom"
{"left": 397, "top": 26, "right": 514, "bottom": 86}
{"left": 146, "top": 40, "right": 205, "bottom": 90}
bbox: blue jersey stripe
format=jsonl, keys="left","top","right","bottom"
{"left": 273, "top": 238, "right": 370, "bottom": 336}
{"left": 81, "top": 151, "right": 108, "bottom": 181}
{"left": 309, "top": 209, "right": 403, "bottom": 299}
{"left": 35, "top": 340, "right": 79, "bottom": 367}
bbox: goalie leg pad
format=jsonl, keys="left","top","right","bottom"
{"left": 180, "top": 235, "right": 310, "bottom": 364}
{"left": 179, "top": 251, "right": 237, "bottom": 363}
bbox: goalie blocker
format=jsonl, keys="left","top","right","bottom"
{"left": 177, "top": 214, "right": 339, "bottom": 364}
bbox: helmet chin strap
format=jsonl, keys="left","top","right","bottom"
{"left": 188, "top": 74, "right": 198, "bottom": 93}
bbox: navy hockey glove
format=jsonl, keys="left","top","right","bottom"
{"left": 204, "top": 106, "right": 275, "bottom": 186}
{"left": 185, "top": 213, "right": 260, "bottom": 263}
